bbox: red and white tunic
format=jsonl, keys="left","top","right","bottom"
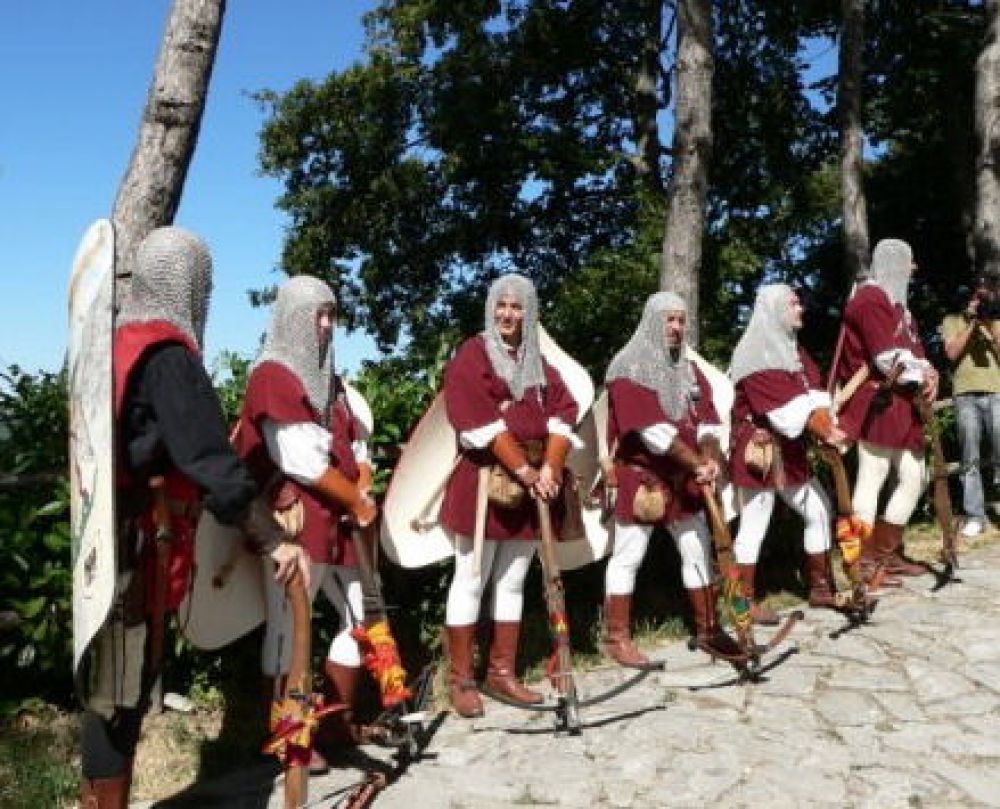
{"left": 235, "top": 362, "right": 366, "bottom": 566}
{"left": 834, "top": 284, "right": 928, "bottom": 452}
{"left": 730, "top": 348, "right": 829, "bottom": 490}
{"left": 438, "top": 335, "right": 579, "bottom": 540}
{"left": 608, "top": 365, "right": 721, "bottom": 526}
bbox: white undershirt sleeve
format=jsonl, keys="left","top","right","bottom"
{"left": 874, "top": 348, "right": 929, "bottom": 384}
{"left": 459, "top": 419, "right": 506, "bottom": 450}
{"left": 639, "top": 422, "right": 679, "bottom": 455}
{"left": 261, "top": 419, "right": 332, "bottom": 486}
{"left": 765, "top": 393, "right": 815, "bottom": 440}
{"left": 546, "top": 417, "right": 584, "bottom": 449}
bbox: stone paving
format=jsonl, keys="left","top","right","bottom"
{"left": 140, "top": 542, "right": 1000, "bottom": 809}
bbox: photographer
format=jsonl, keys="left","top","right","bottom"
{"left": 940, "top": 277, "right": 1000, "bottom": 536}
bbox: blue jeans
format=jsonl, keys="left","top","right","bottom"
{"left": 955, "top": 392, "right": 1000, "bottom": 519}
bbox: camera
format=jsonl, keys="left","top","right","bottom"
{"left": 974, "top": 275, "right": 1000, "bottom": 320}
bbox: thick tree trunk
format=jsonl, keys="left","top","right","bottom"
{"left": 660, "top": 0, "right": 713, "bottom": 348}
{"left": 633, "top": 0, "right": 664, "bottom": 194}
{"left": 839, "top": 0, "right": 869, "bottom": 279}
{"left": 976, "top": 0, "right": 1000, "bottom": 275}
{"left": 112, "top": 0, "right": 226, "bottom": 290}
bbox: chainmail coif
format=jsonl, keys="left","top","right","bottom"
{"left": 255, "top": 276, "right": 336, "bottom": 415}
{"left": 606, "top": 291, "right": 698, "bottom": 421}
{"left": 117, "top": 226, "right": 213, "bottom": 349}
{"left": 483, "top": 274, "right": 546, "bottom": 401}
{"left": 729, "top": 283, "right": 803, "bottom": 386}
{"left": 868, "top": 238, "right": 914, "bottom": 307}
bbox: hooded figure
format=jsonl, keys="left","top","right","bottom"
{"left": 728, "top": 284, "right": 847, "bottom": 617}
{"left": 234, "top": 275, "right": 381, "bottom": 770}
{"left": 834, "top": 239, "right": 937, "bottom": 585}
{"left": 438, "top": 274, "right": 580, "bottom": 718}
{"left": 81, "top": 227, "right": 305, "bottom": 809}
{"left": 602, "top": 291, "right": 744, "bottom": 664}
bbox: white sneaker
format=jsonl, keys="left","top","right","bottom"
{"left": 961, "top": 518, "right": 985, "bottom": 537}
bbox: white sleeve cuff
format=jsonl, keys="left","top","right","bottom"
{"left": 262, "top": 419, "right": 332, "bottom": 486}
{"left": 639, "top": 422, "right": 679, "bottom": 455}
{"left": 546, "top": 417, "right": 584, "bottom": 449}
{"left": 352, "top": 440, "right": 370, "bottom": 464}
{"left": 459, "top": 419, "right": 506, "bottom": 450}
{"left": 874, "top": 348, "right": 926, "bottom": 383}
{"left": 765, "top": 393, "right": 814, "bottom": 439}
{"left": 696, "top": 424, "right": 724, "bottom": 443}
{"left": 809, "top": 390, "right": 832, "bottom": 410}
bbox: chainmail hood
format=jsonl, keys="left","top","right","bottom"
{"left": 255, "top": 276, "right": 336, "bottom": 415}
{"left": 117, "top": 227, "right": 213, "bottom": 349}
{"left": 868, "top": 238, "right": 914, "bottom": 306}
{"left": 483, "top": 274, "right": 546, "bottom": 401}
{"left": 729, "top": 283, "right": 803, "bottom": 385}
{"left": 606, "top": 291, "right": 698, "bottom": 421}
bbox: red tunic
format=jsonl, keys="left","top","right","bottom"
{"left": 834, "top": 284, "right": 926, "bottom": 452}
{"left": 235, "top": 361, "right": 361, "bottom": 566}
{"left": 730, "top": 348, "right": 822, "bottom": 490}
{"left": 438, "top": 335, "right": 579, "bottom": 540}
{"left": 608, "top": 366, "right": 720, "bottom": 526}
{"left": 114, "top": 320, "right": 201, "bottom": 612}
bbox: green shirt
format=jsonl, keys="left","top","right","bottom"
{"left": 940, "top": 313, "right": 1000, "bottom": 394}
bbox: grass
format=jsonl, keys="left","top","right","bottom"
{"left": 0, "top": 710, "right": 77, "bottom": 809}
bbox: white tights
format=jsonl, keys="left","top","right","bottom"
{"left": 852, "top": 441, "right": 926, "bottom": 526}
{"left": 733, "top": 480, "right": 832, "bottom": 564}
{"left": 445, "top": 536, "right": 538, "bottom": 626}
{"left": 261, "top": 559, "right": 363, "bottom": 677}
{"left": 604, "top": 514, "right": 714, "bottom": 593}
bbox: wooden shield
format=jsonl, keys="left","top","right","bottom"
{"left": 69, "top": 219, "right": 117, "bottom": 694}
{"left": 380, "top": 326, "right": 601, "bottom": 569}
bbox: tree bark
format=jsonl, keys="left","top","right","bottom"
{"left": 976, "top": 0, "right": 1000, "bottom": 275}
{"left": 633, "top": 0, "right": 665, "bottom": 194}
{"left": 112, "top": 0, "right": 226, "bottom": 290}
{"left": 660, "top": 0, "right": 713, "bottom": 348}
{"left": 839, "top": 0, "right": 870, "bottom": 280}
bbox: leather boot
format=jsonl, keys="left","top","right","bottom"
{"left": 805, "top": 552, "right": 848, "bottom": 610}
{"left": 860, "top": 520, "right": 901, "bottom": 589}
{"left": 687, "top": 586, "right": 746, "bottom": 660}
{"left": 602, "top": 594, "right": 650, "bottom": 667}
{"left": 485, "top": 621, "right": 543, "bottom": 703}
{"left": 877, "top": 520, "right": 928, "bottom": 576}
{"left": 80, "top": 761, "right": 132, "bottom": 809}
{"left": 735, "top": 563, "right": 779, "bottom": 626}
{"left": 446, "top": 624, "right": 485, "bottom": 718}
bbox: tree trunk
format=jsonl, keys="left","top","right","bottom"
{"left": 634, "top": 0, "right": 665, "bottom": 194}
{"left": 660, "top": 0, "right": 713, "bottom": 348}
{"left": 976, "top": 0, "right": 1000, "bottom": 275}
{"left": 112, "top": 0, "right": 226, "bottom": 291}
{"left": 839, "top": 0, "right": 869, "bottom": 280}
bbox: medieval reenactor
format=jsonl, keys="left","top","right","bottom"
{"left": 729, "top": 284, "right": 848, "bottom": 616}
{"left": 603, "top": 291, "right": 744, "bottom": 663}
{"left": 440, "top": 274, "right": 579, "bottom": 718}
{"left": 233, "top": 276, "right": 383, "bottom": 770}
{"left": 80, "top": 227, "right": 310, "bottom": 808}
{"left": 834, "top": 239, "right": 938, "bottom": 584}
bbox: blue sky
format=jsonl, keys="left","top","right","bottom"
{"left": 0, "top": 1, "right": 376, "bottom": 376}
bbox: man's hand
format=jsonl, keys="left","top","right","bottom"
{"left": 270, "top": 542, "right": 311, "bottom": 589}
{"left": 693, "top": 457, "right": 719, "bottom": 485}
{"left": 532, "top": 463, "right": 562, "bottom": 501}
{"left": 349, "top": 494, "right": 377, "bottom": 529}
{"left": 923, "top": 366, "right": 939, "bottom": 404}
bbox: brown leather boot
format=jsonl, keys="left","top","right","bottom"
{"left": 446, "top": 624, "right": 485, "bottom": 718}
{"left": 735, "top": 563, "right": 779, "bottom": 625}
{"left": 80, "top": 762, "right": 131, "bottom": 809}
{"left": 876, "top": 520, "right": 928, "bottom": 576}
{"left": 485, "top": 621, "right": 543, "bottom": 703}
{"left": 602, "top": 594, "right": 650, "bottom": 667}
{"left": 860, "top": 520, "right": 901, "bottom": 589}
{"left": 805, "top": 551, "right": 849, "bottom": 610}
{"left": 687, "top": 586, "right": 746, "bottom": 660}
